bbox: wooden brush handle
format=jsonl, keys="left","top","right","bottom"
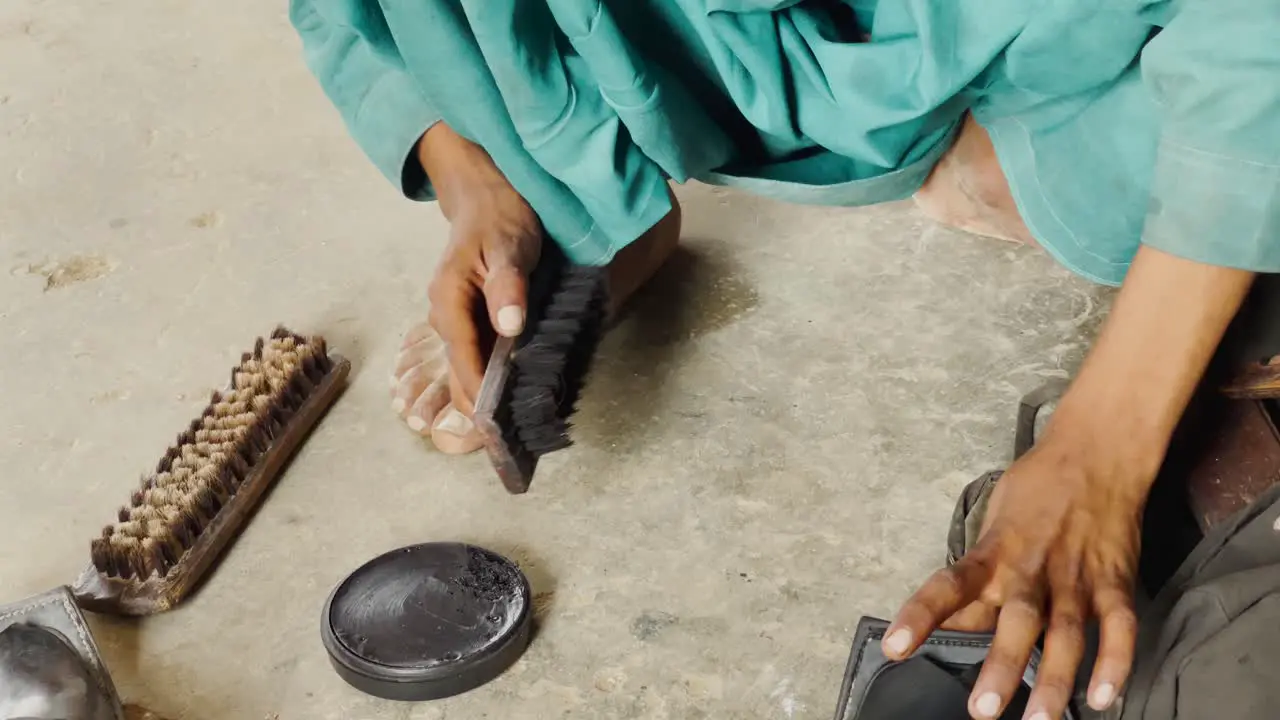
{"left": 474, "top": 336, "right": 537, "bottom": 494}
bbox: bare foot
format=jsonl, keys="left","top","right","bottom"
{"left": 392, "top": 192, "right": 683, "bottom": 454}
{"left": 391, "top": 320, "right": 471, "bottom": 452}
{"left": 914, "top": 115, "right": 1037, "bottom": 246}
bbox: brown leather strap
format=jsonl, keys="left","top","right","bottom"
{"left": 1222, "top": 355, "right": 1280, "bottom": 400}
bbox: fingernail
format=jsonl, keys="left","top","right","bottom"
{"left": 406, "top": 415, "right": 428, "bottom": 433}
{"left": 1026, "top": 712, "right": 1050, "bottom": 720}
{"left": 497, "top": 305, "right": 524, "bottom": 336}
{"left": 389, "top": 375, "right": 400, "bottom": 389}
{"left": 1090, "top": 682, "right": 1116, "bottom": 709}
{"left": 391, "top": 398, "right": 406, "bottom": 414}
{"left": 975, "top": 692, "right": 1002, "bottom": 718}
{"left": 884, "top": 629, "right": 912, "bottom": 657}
{"left": 434, "top": 408, "right": 474, "bottom": 437}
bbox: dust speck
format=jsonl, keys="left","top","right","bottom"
{"left": 27, "top": 254, "right": 115, "bottom": 291}
{"left": 593, "top": 667, "right": 627, "bottom": 693}
{"left": 189, "top": 211, "right": 224, "bottom": 229}
{"left": 682, "top": 673, "right": 725, "bottom": 700}
{"left": 109, "top": 218, "right": 128, "bottom": 229}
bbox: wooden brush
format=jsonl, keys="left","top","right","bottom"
{"left": 71, "top": 326, "right": 349, "bottom": 616}
{"left": 474, "top": 243, "right": 609, "bottom": 495}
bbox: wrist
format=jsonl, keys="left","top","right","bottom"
{"left": 416, "top": 123, "right": 471, "bottom": 218}
{"left": 1042, "top": 386, "right": 1170, "bottom": 488}
{"left": 415, "top": 123, "right": 508, "bottom": 221}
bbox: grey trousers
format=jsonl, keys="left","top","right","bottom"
{"left": 1120, "top": 482, "right": 1280, "bottom": 719}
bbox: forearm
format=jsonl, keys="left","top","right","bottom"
{"left": 415, "top": 122, "right": 526, "bottom": 226}
{"left": 1049, "top": 245, "right": 1255, "bottom": 480}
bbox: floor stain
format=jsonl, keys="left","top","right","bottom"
{"left": 583, "top": 244, "right": 761, "bottom": 452}
{"left": 630, "top": 611, "right": 678, "bottom": 641}
{"left": 532, "top": 590, "right": 556, "bottom": 620}
{"left": 26, "top": 254, "right": 115, "bottom": 291}
{"left": 90, "top": 389, "right": 130, "bottom": 404}
{"left": 188, "top": 211, "right": 223, "bottom": 229}
{"left": 123, "top": 705, "right": 172, "bottom": 720}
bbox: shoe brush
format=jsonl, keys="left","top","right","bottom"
{"left": 473, "top": 242, "right": 609, "bottom": 494}
{"left": 71, "top": 326, "right": 350, "bottom": 615}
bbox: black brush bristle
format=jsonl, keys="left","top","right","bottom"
{"left": 506, "top": 264, "right": 609, "bottom": 459}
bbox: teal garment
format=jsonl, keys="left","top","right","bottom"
{"left": 290, "top": 0, "right": 1280, "bottom": 286}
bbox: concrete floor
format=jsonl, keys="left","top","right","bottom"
{"left": 0, "top": 2, "right": 1111, "bottom": 718}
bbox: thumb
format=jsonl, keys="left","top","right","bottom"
{"left": 482, "top": 234, "right": 537, "bottom": 338}
{"left": 483, "top": 257, "right": 531, "bottom": 338}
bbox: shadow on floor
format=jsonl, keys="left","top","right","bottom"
{"left": 578, "top": 242, "right": 760, "bottom": 453}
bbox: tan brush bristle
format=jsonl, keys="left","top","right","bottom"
{"left": 91, "top": 327, "right": 337, "bottom": 581}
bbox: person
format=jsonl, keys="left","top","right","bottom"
{"left": 289, "top": 2, "right": 1279, "bottom": 718}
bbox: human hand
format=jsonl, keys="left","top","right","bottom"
{"left": 884, "top": 420, "right": 1155, "bottom": 720}
{"left": 390, "top": 124, "right": 541, "bottom": 452}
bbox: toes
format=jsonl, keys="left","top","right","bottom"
{"left": 391, "top": 362, "right": 432, "bottom": 418}
{"left": 390, "top": 321, "right": 448, "bottom": 412}
{"left": 430, "top": 403, "right": 483, "bottom": 455}
{"left": 393, "top": 332, "right": 445, "bottom": 379}
{"left": 406, "top": 375, "right": 450, "bottom": 436}
{"left": 391, "top": 321, "right": 482, "bottom": 454}
{"left": 400, "top": 320, "right": 436, "bottom": 350}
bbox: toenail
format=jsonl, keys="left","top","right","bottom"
{"left": 434, "top": 408, "right": 474, "bottom": 437}
{"left": 407, "top": 415, "right": 428, "bottom": 432}
{"left": 391, "top": 398, "right": 406, "bottom": 414}
{"left": 497, "top": 305, "right": 524, "bottom": 336}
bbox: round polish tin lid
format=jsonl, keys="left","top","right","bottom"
{"left": 321, "top": 542, "right": 532, "bottom": 701}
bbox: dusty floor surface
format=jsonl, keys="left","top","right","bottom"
{"left": 0, "top": 2, "right": 1112, "bottom": 719}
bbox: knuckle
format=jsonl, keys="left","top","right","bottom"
{"left": 426, "top": 272, "right": 448, "bottom": 304}
{"left": 1105, "top": 606, "right": 1139, "bottom": 634}
{"left": 482, "top": 265, "right": 518, "bottom": 295}
{"left": 1032, "top": 676, "right": 1074, "bottom": 706}
{"left": 1003, "top": 599, "right": 1044, "bottom": 624}
{"left": 936, "top": 567, "right": 966, "bottom": 595}
{"left": 982, "top": 650, "right": 1027, "bottom": 681}
{"left": 428, "top": 253, "right": 469, "bottom": 298}
{"left": 1049, "top": 609, "right": 1086, "bottom": 637}
{"left": 1038, "top": 674, "right": 1074, "bottom": 695}
{"left": 924, "top": 568, "right": 969, "bottom": 611}
{"left": 426, "top": 307, "right": 444, "bottom": 336}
